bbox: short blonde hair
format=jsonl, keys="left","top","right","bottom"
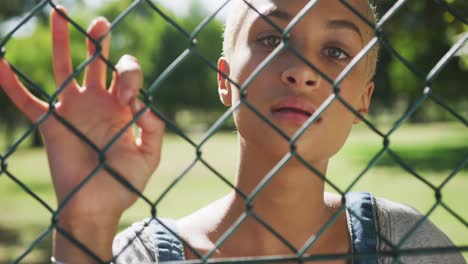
{"left": 222, "top": 0, "right": 380, "bottom": 79}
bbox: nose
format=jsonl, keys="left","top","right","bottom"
{"left": 281, "top": 63, "right": 320, "bottom": 89}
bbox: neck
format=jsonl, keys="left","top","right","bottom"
{"left": 221, "top": 139, "right": 334, "bottom": 253}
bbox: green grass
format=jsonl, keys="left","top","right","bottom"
{"left": 0, "top": 122, "right": 466, "bottom": 263}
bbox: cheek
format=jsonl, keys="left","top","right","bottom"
{"left": 229, "top": 53, "right": 277, "bottom": 108}
{"left": 230, "top": 43, "right": 270, "bottom": 87}
{"left": 319, "top": 79, "right": 365, "bottom": 121}
{"left": 331, "top": 68, "right": 368, "bottom": 108}
{"left": 230, "top": 52, "right": 252, "bottom": 84}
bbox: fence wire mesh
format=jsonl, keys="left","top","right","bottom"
{"left": 0, "top": 0, "right": 467, "bottom": 263}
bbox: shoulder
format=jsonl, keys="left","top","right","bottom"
{"left": 373, "top": 196, "right": 445, "bottom": 243}
{"left": 373, "top": 196, "right": 466, "bottom": 264}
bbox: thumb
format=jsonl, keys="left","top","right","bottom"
{"left": 110, "top": 54, "right": 142, "bottom": 106}
{"left": 130, "top": 99, "right": 166, "bottom": 160}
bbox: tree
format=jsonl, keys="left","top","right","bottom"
{"left": 0, "top": 0, "right": 39, "bottom": 20}
{"left": 372, "top": 0, "right": 467, "bottom": 122}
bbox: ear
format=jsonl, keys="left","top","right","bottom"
{"left": 218, "top": 57, "right": 232, "bottom": 106}
{"left": 353, "top": 81, "right": 374, "bottom": 124}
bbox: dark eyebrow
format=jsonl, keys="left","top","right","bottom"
{"left": 258, "top": 9, "right": 364, "bottom": 42}
{"left": 262, "top": 8, "right": 294, "bottom": 21}
{"left": 327, "top": 19, "right": 363, "bottom": 41}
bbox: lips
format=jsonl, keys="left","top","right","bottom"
{"left": 271, "top": 97, "right": 321, "bottom": 126}
{"left": 272, "top": 107, "right": 312, "bottom": 117}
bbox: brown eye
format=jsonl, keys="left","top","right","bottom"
{"left": 323, "top": 47, "right": 349, "bottom": 60}
{"left": 260, "top": 36, "right": 282, "bottom": 48}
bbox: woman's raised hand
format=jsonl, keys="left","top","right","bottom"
{"left": 0, "top": 7, "right": 165, "bottom": 262}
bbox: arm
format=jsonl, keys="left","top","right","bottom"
{"left": 0, "top": 7, "right": 165, "bottom": 263}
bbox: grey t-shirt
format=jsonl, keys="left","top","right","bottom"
{"left": 112, "top": 196, "right": 466, "bottom": 263}
{"left": 374, "top": 197, "right": 465, "bottom": 263}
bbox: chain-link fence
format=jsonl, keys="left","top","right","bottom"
{"left": 0, "top": 0, "right": 467, "bottom": 263}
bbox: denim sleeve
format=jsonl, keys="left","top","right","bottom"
{"left": 374, "top": 197, "right": 466, "bottom": 264}
{"left": 346, "top": 192, "right": 378, "bottom": 264}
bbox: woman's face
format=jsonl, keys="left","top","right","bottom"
{"left": 219, "top": 0, "right": 375, "bottom": 163}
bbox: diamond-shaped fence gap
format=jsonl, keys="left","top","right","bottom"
{"left": 2, "top": 98, "right": 61, "bottom": 172}
{"left": 196, "top": 132, "right": 237, "bottom": 180}
{"left": 351, "top": 155, "right": 436, "bottom": 213}
{"left": 428, "top": 200, "right": 468, "bottom": 255}
{"left": 438, "top": 145, "right": 467, "bottom": 192}
{"left": 0, "top": 109, "right": 41, "bottom": 156}
{"left": 154, "top": 146, "right": 234, "bottom": 218}
{"left": 415, "top": 94, "right": 468, "bottom": 126}
{"left": 373, "top": 57, "right": 431, "bottom": 133}
{"left": 385, "top": 121, "right": 466, "bottom": 187}
{"left": 439, "top": 161, "right": 468, "bottom": 222}
{"left": 0, "top": 147, "right": 55, "bottom": 208}
{"left": 0, "top": 170, "right": 54, "bottom": 263}
{"left": 422, "top": 41, "right": 468, "bottom": 124}
{"left": 428, "top": 93, "right": 468, "bottom": 126}
{"left": 326, "top": 122, "right": 384, "bottom": 192}
{"left": 12, "top": 225, "right": 53, "bottom": 264}
{"left": 148, "top": 23, "right": 224, "bottom": 128}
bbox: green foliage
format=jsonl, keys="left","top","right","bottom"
{"left": 0, "top": 0, "right": 40, "bottom": 20}
{"left": 372, "top": 1, "right": 467, "bottom": 121}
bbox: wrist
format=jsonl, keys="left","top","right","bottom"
{"left": 55, "top": 210, "right": 121, "bottom": 230}
{"left": 53, "top": 213, "right": 122, "bottom": 263}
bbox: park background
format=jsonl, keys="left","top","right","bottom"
{"left": 0, "top": 0, "right": 467, "bottom": 262}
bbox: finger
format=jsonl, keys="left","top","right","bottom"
{"left": 51, "top": 6, "right": 79, "bottom": 98}
{"left": 111, "top": 55, "right": 142, "bottom": 106}
{"left": 83, "top": 17, "right": 111, "bottom": 90}
{"left": 0, "top": 59, "right": 48, "bottom": 122}
{"left": 131, "top": 99, "right": 165, "bottom": 157}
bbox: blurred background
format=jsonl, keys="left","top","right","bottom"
{"left": 0, "top": 0, "right": 467, "bottom": 262}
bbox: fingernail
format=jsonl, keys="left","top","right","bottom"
{"left": 52, "top": 5, "right": 67, "bottom": 16}
{"left": 92, "top": 16, "right": 109, "bottom": 26}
